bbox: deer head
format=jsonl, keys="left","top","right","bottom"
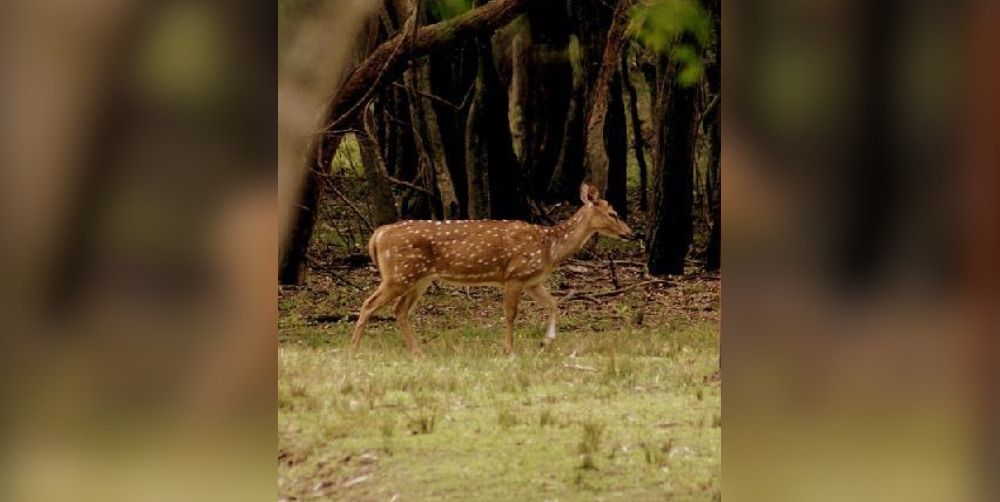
{"left": 578, "top": 183, "right": 633, "bottom": 240}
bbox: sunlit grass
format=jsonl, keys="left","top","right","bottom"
{"left": 279, "top": 311, "right": 720, "bottom": 501}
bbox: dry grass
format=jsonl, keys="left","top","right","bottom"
{"left": 279, "top": 259, "right": 720, "bottom": 501}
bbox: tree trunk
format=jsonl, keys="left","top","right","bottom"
{"left": 647, "top": 57, "right": 697, "bottom": 276}
{"left": 703, "top": 0, "right": 721, "bottom": 272}
{"left": 510, "top": 33, "right": 528, "bottom": 161}
{"left": 622, "top": 49, "right": 649, "bottom": 211}
{"left": 406, "top": 61, "right": 460, "bottom": 219}
{"left": 427, "top": 51, "right": 473, "bottom": 217}
{"left": 642, "top": 61, "right": 658, "bottom": 108}
{"left": 520, "top": 0, "right": 573, "bottom": 199}
{"left": 278, "top": 168, "right": 319, "bottom": 285}
{"left": 582, "top": 0, "right": 635, "bottom": 193}
{"left": 465, "top": 39, "right": 492, "bottom": 219}
{"left": 465, "top": 29, "right": 527, "bottom": 221}
{"left": 546, "top": 39, "right": 586, "bottom": 202}
{"left": 605, "top": 73, "right": 628, "bottom": 219}
{"left": 358, "top": 111, "right": 399, "bottom": 227}
{"left": 705, "top": 210, "right": 720, "bottom": 271}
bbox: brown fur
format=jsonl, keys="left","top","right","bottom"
{"left": 350, "top": 183, "right": 632, "bottom": 355}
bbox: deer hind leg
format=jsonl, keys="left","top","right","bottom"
{"left": 526, "top": 285, "right": 558, "bottom": 348}
{"left": 503, "top": 282, "right": 524, "bottom": 355}
{"left": 393, "top": 281, "right": 430, "bottom": 357}
{"left": 350, "top": 282, "right": 404, "bottom": 351}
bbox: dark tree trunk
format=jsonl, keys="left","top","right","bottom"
{"left": 641, "top": 61, "right": 658, "bottom": 108}
{"left": 705, "top": 211, "right": 720, "bottom": 271}
{"left": 647, "top": 57, "right": 697, "bottom": 276}
{"left": 583, "top": 0, "right": 635, "bottom": 193}
{"left": 278, "top": 168, "right": 318, "bottom": 285}
{"left": 428, "top": 44, "right": 475, "bottom": 217}
{"left": 465, "top": 37, "right": 493, "bottom": 219}
{"left": 605, "top": 73, "right": 628, "bottom": 219}
{"left": 387, "top": 86, "right": 430, "bottom": 219}
{"left": 465, "top": 30, "right": 527, "bottom": 221}
{"left": 546, "top": 54, "right": 586, "bottom": 202}
{"left": 570, "top": 0, "right": 612, "bottom": 94}
{"left": 549, "top": 0, "right": 611, "bottom": 203}
{"left": 622, "top": 49, "right": 649, "bottom": 211}
{"left": 703, "top": 0, "right": 721, "bottom": 272}
{"left": 406, "top": 61, "right": 459, "bottom": 219}
{"left": 358, "top": 112, "right": 399, "bottom": 227}
{"left": 520, "top": 0, "right": 572, "bottom": 199}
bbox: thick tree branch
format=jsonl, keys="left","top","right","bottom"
{"left": 325, "top": 0, "right": 528, "bottom": 133}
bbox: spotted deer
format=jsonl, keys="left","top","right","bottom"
{"left": 350, "top": 184, "right": 633, "bottom": 355}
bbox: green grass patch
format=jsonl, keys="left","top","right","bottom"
{"left": 279, "top": 320, "right": 720, "bottom": 501}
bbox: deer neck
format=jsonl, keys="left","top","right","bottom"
{"left": 549, "top": 207, "right": 597, "bottom": 265}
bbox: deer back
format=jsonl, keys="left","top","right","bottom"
{"left": 371, "top": 220, "right": 554, "bottom": 286}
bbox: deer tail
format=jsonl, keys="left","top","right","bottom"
{"left": 368, "top": 230, "right": 380, "bottom": 269}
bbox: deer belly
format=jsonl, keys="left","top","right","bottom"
{"left": 435, "top": 269, "right": 504, "bottom": 287}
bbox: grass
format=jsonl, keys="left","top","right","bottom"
{"left": 281, "top": 214, "right": 720, "bottom": 501}
{"left": 279, "top": 297, "right": 720, "bottom": 501}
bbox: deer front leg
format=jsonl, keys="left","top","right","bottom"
{"left": 526, "top": 285, "right": 558, "bottom": 348}
{"left": 503, "top": 281, "right": 524, "bottom": 355}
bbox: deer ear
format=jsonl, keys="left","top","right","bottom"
{"left": 588, "top": 184, "right": 600, "bottom": 201}
{"left": 580, "top": 183, "right": 593, "bottom": 204}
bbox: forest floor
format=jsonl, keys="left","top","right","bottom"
{"left": 279, "top": 238, "right": 721, "bottom": 501}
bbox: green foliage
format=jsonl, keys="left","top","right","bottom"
{"left": 630, "top": 0, "right": 713, "bottom": 87}
{"left": 330, "top": 135, "right": 361, "bottom": 174}
{"left": 428, "top": 0, "right": 472, "bottom": 21}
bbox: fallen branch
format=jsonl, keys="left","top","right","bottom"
{"left": 563, "top": 363, "right": 598, "bottom": 373}
{"left": 311, "top": 313, "right": 392, "bottom": 324}
{"left": 568, "top": 258, "right": 646, "bottom": 268}
{"left": 306, "top": 257, "right": 367, "bottom": 290}
{"left": 589, "top": 279, "right": 672, "bottom": 299}
{"left": 560, "top": 279, "right": 671, "bottom": 303}
{"left": 559, "top": 291, "right": 600, "bottom": 304}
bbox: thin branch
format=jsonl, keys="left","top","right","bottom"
{"left": 306, "top": 256, "right": 366, "bottom": 291}
{"left": 392, "top": 81, "right": 466, "bottom": 110}
{"left": 559, "top": 279, "right": 671, "bottom": 303}
{"left": 387, "top": 175, "right": 437, "bottom": 197}
{"left": 321, "top": 127, "right": 365, "bottom": 136}
{"left": 568, "top": 258, "right": 646, "bottom": 268}
{"left": 607, "top": 257, "right": 620, "bottom": 288}
{"left": 590, "top": 279, "right": 671, "bottom": 299}
{"left": 558, "top": 291, "right": 600, "bottom": 304}
{"left": 328, "top": 183, "right": 375, "bottom": 232}
{"left": 695, "top": 93, "right": 720, "bottom": 133}
{"left": 563, "top": 363, "right": 598, "bottom": 373}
